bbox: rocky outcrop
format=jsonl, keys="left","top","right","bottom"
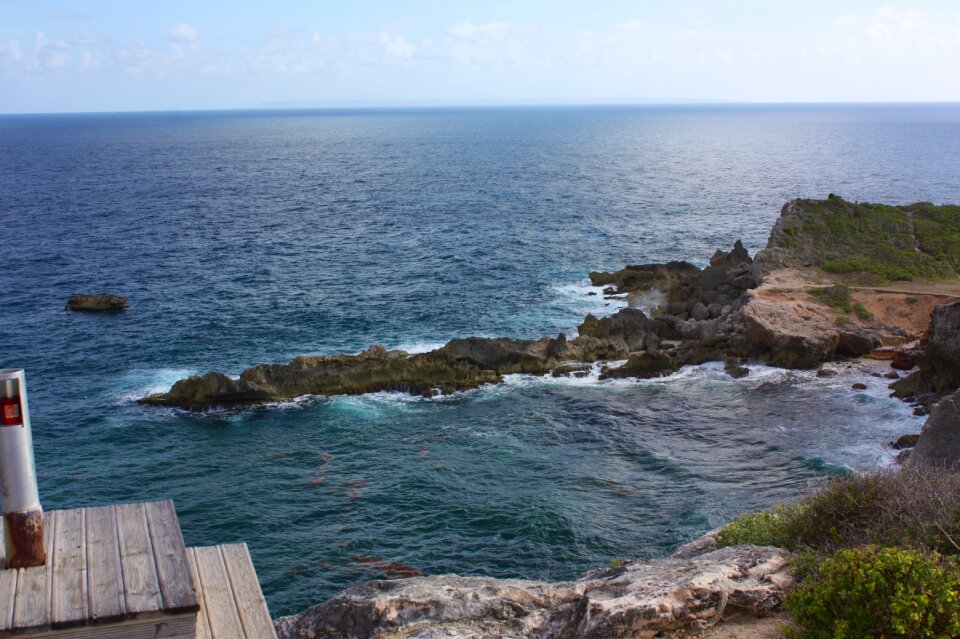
{"left": 893, "top": 301, "right": 960, "bottom": 406}
{"left": 589, "top": 261, "right": 700, "bottom": 295}
{"left": 66, "top": 294, "right": 128, "bottom": 312}
{"left": 907, "top": 389, "right": 960, "bottom": 471}
{"left": 274, "top": 545, "right": 792, "bottom": 639}
{"left": 138, "top": 345, "right": 502, "bottom": 410}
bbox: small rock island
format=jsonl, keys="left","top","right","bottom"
{"left": 66, "top": 294, "right": 128, "bottom": 312}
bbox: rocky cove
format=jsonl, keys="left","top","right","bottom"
{"left": 139, "top": 197, "right": 958, "bottom": 412}
{"left": 140, "top": 196, "right": 960, "bottom": 637}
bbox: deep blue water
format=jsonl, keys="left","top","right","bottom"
{"left": 1, "top": 104, "right": 958, "bottom": 616}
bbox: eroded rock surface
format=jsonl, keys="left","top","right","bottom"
{"left": 893, "top": 300, "right": 960, "bottom": 406}
{"left": 908, "top": 389, "right": 960, "bottom": 471}
{"left": 139, "top": 345, "right": 502, "bottom": 410}
{"left": 273, "top": 545, "right": 791, "bottom": 639}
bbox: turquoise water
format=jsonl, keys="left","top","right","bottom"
{"left": 0, "top": 104, "right": 956, "bottom": 615}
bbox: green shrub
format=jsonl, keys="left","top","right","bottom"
{"left": 809, "top": 285, "right": 852, "bottom": 312}
{"left": 784, "top": 546, "right": 960, "bottom": 639}
{"left": 834, "top": 315, "right": 850, "bottom": 326}
{"left": 852, "top": 302, "right": 873, "bottom": 320}
{"left": 715, "top": 504, "right": 803, "bottom": 548}
{"left": 716, "top": 468, "right": 960, "bottom": 556}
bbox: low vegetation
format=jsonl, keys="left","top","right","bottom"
{"left": 774, "top": 195, "right": 960, "bottom": 282}
{"left": 807, "top": 285, "right": 874, "bottom": 322}
{"left": 716, "top": 468, "right": 960, "bottom": 637}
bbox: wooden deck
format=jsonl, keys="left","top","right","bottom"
{"left": 188, "top": 545, "right": 277, "bottom": 639}
{"left": 0, "top": 502, "right": 276, "bottom": 638}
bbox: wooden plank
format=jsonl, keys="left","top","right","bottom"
{"left": 13, "top": 509, "right": 57, "bottom": 631}
{"left": 52, "top": 507, "right": 87, "bottom": 627}
{"left": 192, "top": 546, "right": 244, "bottom": 639}
{"left": 220, "top": 544, "right": 276, "bottom": 639}
{"left": 144, "top": 501, "right": 197, "bottom": 613}
{"left": 116, "top": 502, "right": 163, "bottom": 617}
{"left": 0, "top": 558, "right": 16, "bottom": 631}
{"left": 85, "top": 504, "right": 125, "bottom": 623}
{"left": 187, "top": 548, "right": 212, "bottom": 639}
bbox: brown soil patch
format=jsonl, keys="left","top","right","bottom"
{"left": 754, "top": 268, "right": 960, "bottom": 344}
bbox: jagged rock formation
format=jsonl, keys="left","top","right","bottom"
{"left": 141, "top": 198, "right": 948, "bottom": 410}
{"left": 139, "top": 345, "right": 502, "bottom": 410}
{"left": 907, "top": 389, "right": 960, "bottom": 471}
{"left": 66, "top": 294, "right": 128, "bottom": 312}
{"left": 273, "top": 545, "right": 792, "bottom": 639}
{"left": 893, "top": 300, "right": 960, "bottom": 407}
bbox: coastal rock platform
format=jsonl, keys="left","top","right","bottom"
{"left": 273, "top": 545, "right": 791, "bottom": 639}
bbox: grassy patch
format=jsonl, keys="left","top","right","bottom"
{"left": 770, "top": 196, "right": 960, "bottom": 282}
{"left": 834, "top": 315, "right": 850, "bottom": 326}
{"left": 852, "top": 302, "right": 873, "bottom": 320}
{"left": 809, "top": 285, "right": 852, "bottom": 312}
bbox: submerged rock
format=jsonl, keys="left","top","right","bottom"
{"left": 66, "top": 294, "right": 128, "bottom": 312}
{"left": 890, "top": 433, "right": 920, "bottom": 450}
{"left": 600, "top": 351, "right": 681, "bottom": 380}
{"left": 273, "top": 545, "right": 791, "bottom": 639}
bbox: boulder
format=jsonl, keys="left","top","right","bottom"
{"left": 273, "top": 545, "right": 791, "bottom": 639}
{"left": 890, "top": 434, "right": 920, "bottom": 450}
{"left": 138, "top": 372, "right": 278, "bottom": 410}
{"left": 908, "top": 389, "right": 960, "bottom": 471}
{"left": 740, "top": 297, "right": 838, "bottom": 369}
{"left": 552, "top": 363, "right": 593, "bottom": 378}
{"left": 577, "top": 309, "right": 666, "bottom": 352}
{"left": 589, "top": 261, "right": 700, "bottom": 295}
{"left": 66, "top": 294, "right": 128, "bottom": 312}
{"left": 440, "top": 336, "right": 562, "bottom": 374}
{"left": 893, "top": 301, "right": 960, "bottom": 403}
{"left": 600, "top": 351, "right": 680, "bottom": 380}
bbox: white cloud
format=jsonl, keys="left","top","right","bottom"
{"left": 615, "top": 21, "right": 646, "bottom": 33}
{"left": 379, "top": 32, "right": 415, "bottom": 59}
{"left": 47, "top": 10, "right": 90, "bottom": 22}
{"left": 170, "top": 23, "right": 200, "bottom": 46}
{"left": 4, "top": 40, "right": 22, "bottom": 62}
{"left": 450, "top": 21, "right": 514, "bottom": 41}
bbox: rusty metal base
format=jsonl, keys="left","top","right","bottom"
{"left": 4, "top": 509, "right": 46, "bottom": 568}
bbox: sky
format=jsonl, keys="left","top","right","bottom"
{"left": 1, "top": 0, "right": 959, "bottom": 113}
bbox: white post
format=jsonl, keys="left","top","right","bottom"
{"left": 0, "top": 369, "right": 45, "bottom": 568}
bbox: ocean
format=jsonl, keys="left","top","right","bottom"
{"left": 1, "top": 104, "right": 958, "bottom": 616}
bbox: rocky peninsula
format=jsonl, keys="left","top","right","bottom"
{"left": 139, "top": 195, "right": 960, "bottom": 412}
{"left": 144, "top": 195, "right": 960, "bottom": 637}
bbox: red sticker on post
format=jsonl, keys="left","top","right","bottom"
{"left": 2, "top": 398, "right": 22, "bottom": 426}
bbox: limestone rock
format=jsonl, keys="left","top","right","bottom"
{"left": 893, "top": 301, "right": 960, "bottom": 403}
{"left": 740, "top": 296, "right": 838, "bottom": 369}
{"left": 66, "top": 294, "right": 128, "bottom": 312}
{"left": 138, "top": 372, "right": 278, "bottom": 409}
{"left": 274, "top": 545, "right": 792, "bottom": 639}
{"left": 908, "top": 389, "right": 960, "bottom": 471}
{"left": 138, "top": 346, "right": 502, "bottom": 410}
{"left": 600, "top": 351, "right": 681, "bottom": 380}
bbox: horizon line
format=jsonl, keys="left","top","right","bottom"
{"left": 3, "top": 99, "right": 960, "bottom": 117}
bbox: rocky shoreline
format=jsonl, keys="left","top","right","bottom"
{"left": 142, "top": 196, "right": 960, "bottom": 637}
{"left": 140, "top": 197, "right": 952, "bottom": 412}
